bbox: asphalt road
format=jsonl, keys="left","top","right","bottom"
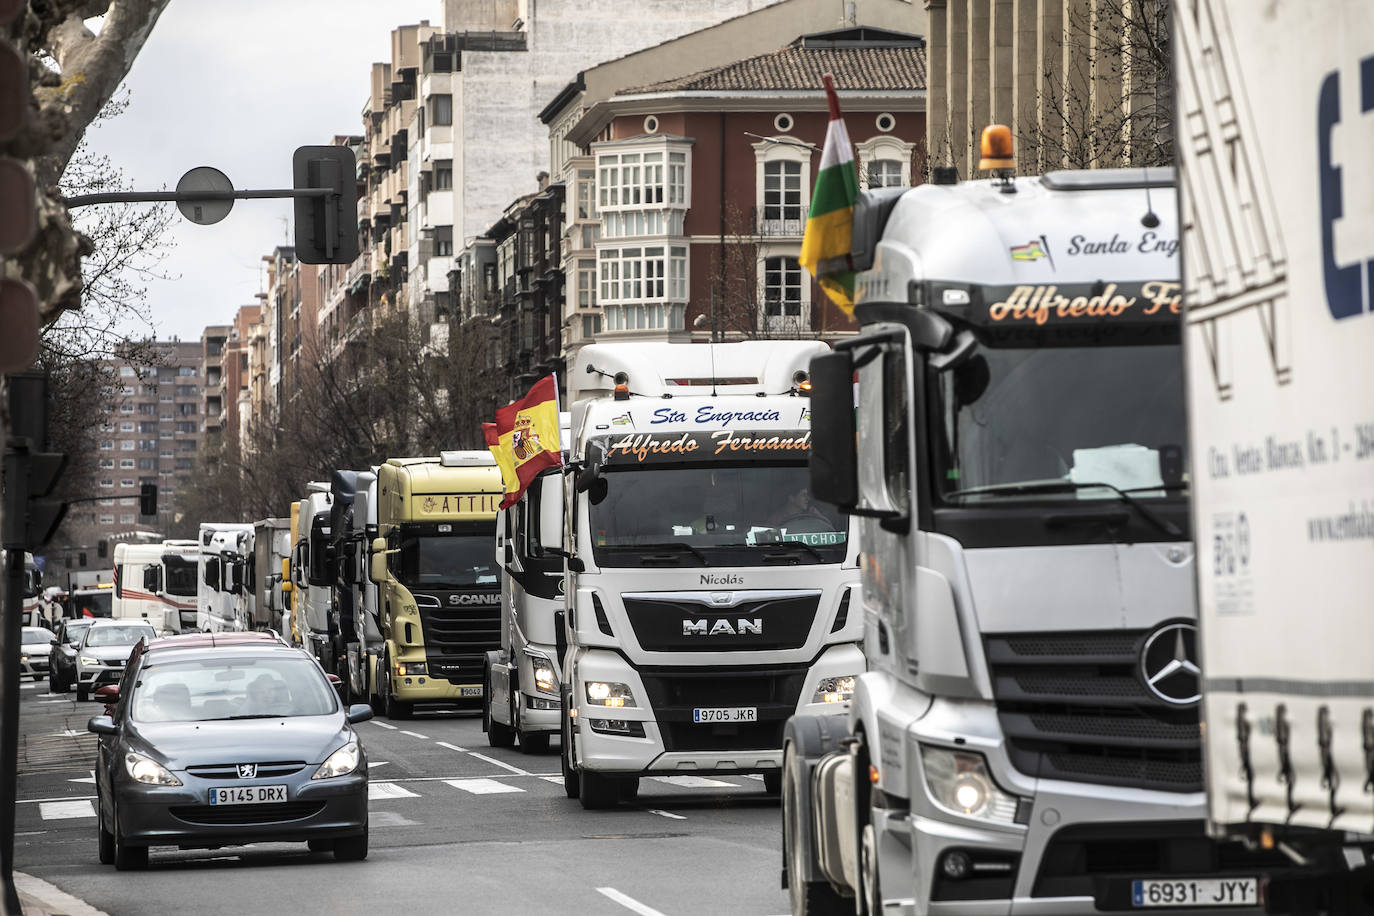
{"left": 12, "top": 678, "right": 792, "bottom": 916}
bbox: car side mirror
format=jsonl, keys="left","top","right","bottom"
{"left": 345, "top": 703, "right": 374, "bottom": 724}
{"left": 49, "top": 638, "right": 59, "bottom": 647}
{"left": 94, "top": 684, "right": 120, "bottom": 702}
{"left": 87, "top": 715, "right": 117, "bottom": 736}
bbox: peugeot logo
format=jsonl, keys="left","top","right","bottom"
{"left": 237, "top": 763, "right": 257, "bottom": 779}
{"left": 1140, "top": 622, "right": 1201, "bottom": 706}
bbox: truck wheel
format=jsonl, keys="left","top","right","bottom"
{"left": 518, "top": 732, "right": 550, "bottom": 755}
{"left": 860, "top": 823, "right": 882, "bottom": 916}
{"left": 578, "top": 769, "right": 625, "bottom": 810}
{"left": 560, "top": 706, "right": 580, "bottom": 799}
{"left": 379, "top": 652, "right": 411, "bottom": 720}
{"left": 783, "top": 742, "right": 848, "bottom": 916}
{"left": 484, "top": 671, "right": 515, "bottom": 748}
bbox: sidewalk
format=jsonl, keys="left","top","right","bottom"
{"left": 13, "top": 873, "right": 106, "bottom": 916}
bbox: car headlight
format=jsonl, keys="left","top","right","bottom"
{"left": 312, "top": 741, "right": 361, "bottom": 780}
{"left": 80, "top": 656, "right": 101, "bottom": 666}
{"left": 124, "top": 751, "right": 181, "bottom": 786}
{"left": 920, "top": 746, "right": 1019, "bottom": 824}
{"left": 584, "top": 681, "right": 635, "bottom": 708}
{"left": 527, "top": 652, "right": 556, "bottom": 694}
{"left": 811, "top": 675, "right": 856, "bottom": 704}
{"left": 395, "top": 661, "right": 426, "bottom": 676}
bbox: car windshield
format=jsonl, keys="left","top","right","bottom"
{"left": 65, "top": 623, "right": 92, "bottom": 645}
{"left": 84, "top": 625, "right": 154, "bottom": 647}
{"left": 22, "top": 627, "right": 55, "bottom": 645}
{"left": 130, "top": 656, "right": 338, "bottom": 722}
{"left": 590, "top": 464, "right": 847, "bottom": 553}
{"left": 395, "top": 529, "right": 498, "bottom": 589}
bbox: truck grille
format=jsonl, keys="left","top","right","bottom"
{"left": 416, "top": 593, "right": 500, "bottom": 683}
{"left": 985, "top": 631, "right": 1202, "bottom": 792}
{"left": 638, "top": 664, "right": 808, "bottom": 752}
{"left": 623, "top": 591, "right": 820, "bottom": 652}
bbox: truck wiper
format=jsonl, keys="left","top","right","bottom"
{"left": 597, "top": 542, "right": 710, "bottom": 566}
{"left": 751, "top": 540, "right": 826, "bottom": 562}
{"left": 945, "top": 480, "right": 1183, "bottom": 538}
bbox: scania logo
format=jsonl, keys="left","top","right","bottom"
{"left": 682, "top": 618, "right": 763, "bottom": 637}
{"left": 1139, "top": 621, "right": 1201, "bottom": 706}
{"left": 449, "top": 593, "right": 500, "bottom": 606}
{"left": 236, "top": 763, "right": 257, "bottom": 779}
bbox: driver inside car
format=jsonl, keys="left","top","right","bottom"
{"left": 244, "top": 674, "right": 293, "bottom": 717}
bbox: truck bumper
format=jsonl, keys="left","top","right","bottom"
{"left": 574, "top": 643, "right": 863, "bottom": 776}
{"left": 394, "top": 675, "right": 483, "bottom": 704}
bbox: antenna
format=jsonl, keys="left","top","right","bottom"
{"left": 709, "top": 341, "right": 718, "bottom": 397}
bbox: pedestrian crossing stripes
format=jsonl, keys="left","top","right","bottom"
{"left": 368, "top": 782, "right": 419, "bottom": 800}
{"left": 444, "top": 778, "right": 526, "bottom": 795}
{"left": 649, "top": 775, "right": 736, "bottom": 789}
{"left": 38, "top": 800, "right": 94, "bottom": 820}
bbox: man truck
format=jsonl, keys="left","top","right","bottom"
{"left": 781, "top": 150, "right": 1302, "bottom": 913}
{"left": 366, "top": 452, "right": 504, "bottom": 718}
{"left": 556, "top": 341, "right": 863, "bottom": 810}
{"left": 1178, "top": 1, "right": 1374, "bottom": 910}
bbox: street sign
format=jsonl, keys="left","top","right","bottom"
{"left": 175, "top": 165, "right": 234, "bottom": 225}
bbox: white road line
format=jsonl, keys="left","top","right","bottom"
{"left": 19, "top": 683, "right": 36, "bottom": 690}
{"left": 644, "top": 808, "right": 687, "bottom": 820}
{"left": 467, "top": 751, "right": 530, "bottom": 776}
{"left": 399, "top": 730, "right": 429, "bottom": 740}
{"left": 444, "top": 778, "right": 526, "bottom": 795}
{"left": 435, "top": 741, "right": 469, "bottom": 753}
{"left": 369, "top": 721, "right": 398, "bottom": 730}
{"left": 650, "top": 775, "right": 737, "bottom": 789}
{"left": 67, "top": 772, "right": 95, "bottom": 785}
{"left": 368, "top": 782, "right": 419, "bottom": 800}
{"left": 540, "top": 776, "right": 564, "bottom": 785}
{"left": 54, "top": 729, "right": 85, "bottom": 738}
{"left": 17, "top": 795, "right": 95, "bottom": 804}
{"left": 38, "top": 800, "right": 94, "bottom": 820}
{"left": 596, "top": 887, "right": 668, "bottom": 916}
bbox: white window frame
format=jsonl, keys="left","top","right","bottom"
{"left": 757, "top": 246, "right": 812, "bottom": 333}
{"left": 753, "top": 139, "right": 812, "bottom": 238}
{"left": 855, "top": 135, "right": 915, "bottom": 190}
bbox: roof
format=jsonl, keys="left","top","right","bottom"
{"left": 148, "top": 632, "right": 286, "bottom": 652}
{"left": 622, "top": 33, "right": 926, "bottom": 95}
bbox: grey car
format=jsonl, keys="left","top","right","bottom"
{"left": 20, "top": 626, "right": 55, "bottom": 680}
{"left": 75, "top": 620, "right": 156, "bottom": 701}
{"left": 48, "top": 618, "right": 93, "bottom": 693}
{"left": 87, "top": 640, "right": 372, "bottom": 870}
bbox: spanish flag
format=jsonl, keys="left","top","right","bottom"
{"left": 798, "top": 74, "right": 859, "bottom": 316}
{"left": 485, "top": 374, "right": 562, "bottom": 509}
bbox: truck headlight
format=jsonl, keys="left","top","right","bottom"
{"left": 312, "top": 741, "right": 361, "bottom": 779}
{"left": 585, "top": 681, "right": 635, "bottom": 708}
{"left": 396, "top": 661, "right": 426, "bottom": 676}
{"left": 920, "top": 746, "right": 1019, "bottom": 824}
{"left": 811, "top": 675, "right": 856, "bottom": 704}
{"left": 124, "top": 751, "right": 181, "bottom": 786}
{"left": 527, "top": 653, "right": 556, "bottom": 694}
{"left": 80, "top": 656, "right": 101, "bottom": 667}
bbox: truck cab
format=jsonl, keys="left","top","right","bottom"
{"left": 113, "top": 541, "right": 199, "bottom": 634}
{"left": 196, "top": 524, "right": 254, "bottom": 633}
{"left": 252, "top": 518, "right": 292, "bottom": 635}
{"left": 291, "top": 485, "right": 333, "bottom": 663}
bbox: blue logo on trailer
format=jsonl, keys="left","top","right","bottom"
{"left": 1318, "top": 55, "right": 1374, "bottom": 320}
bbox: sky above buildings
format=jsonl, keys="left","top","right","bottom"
{"left": 79, "top": 0, "right": 439, "bottom": 343}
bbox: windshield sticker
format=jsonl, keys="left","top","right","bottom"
{"left": 650, "top": 406, "right": 783, "bottom": 427}
{"left": 610, "top": 412, "right": 633, "bottom": 426}
{"left": 1010, "top": 238, "right": 1050, "bottom": 262}
{"left": 987, "top": 281, "right": 1182, "bottom": 325}
{"left": 603, "top": 430, "right": 811, "bottom": 464}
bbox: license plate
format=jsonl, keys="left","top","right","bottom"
{"left": 693, "top": 707, "right": 757, "bottom": 723}
{"left": 1132, "top": 878, "right": 1259, "bottom": 907}
{"left": 459, "top": 686, "right": 483, "bottom": 698}
{"left": 209, "top": 785, "right": 287, "bottom": 806}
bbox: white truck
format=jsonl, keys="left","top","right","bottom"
{"left": 196, "top": 523, "right": 253, "bottom": 632}
{"left": 485, "top": 414, "right": 570, "bottom": 754}
{"left": 252, "top": 518, "right": 292, "bottom": 635}
{"left": 291, "top": 484, "right": 334, "bottom": 666}
{"left": 781, "top": 158, "right": 1304, "bottom": 914}
{"left": 556, "top": 341, "right": 863, "bottom": 810}
{"left": 326, "top": 469, "right": 381, "bottom": 702}
{"left": 112, "top": 540, "right": 200, "bottom": 634}
{"left": 1178, "top": 1, "right": 1374, "bottom": 909}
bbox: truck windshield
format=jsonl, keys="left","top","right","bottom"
{"left": 72, "top": 592, "right": 112, "bottom": 618}
{"left": 933, "top": 340, "right": 1186, "bottom": 502}
{"left": 590, "top": 464, "right": 847, "bottom": 563}
{"left": 164, "top": 557, "right": 197, "bottom": 596}
{"left": 395, "top": 528, "right": 498, "bottom": 589}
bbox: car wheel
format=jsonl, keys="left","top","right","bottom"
{"left": 578, "top": 769, "right": 625, "bottom": 810}
{"left": 97, "top": 794, "right": 114, "bottom": 865}
{"left": 560, "top": 698, "right": 580, "bottom": 799}
{"left": 763, "top": 770, "right": 783, "bottom": 795}
{"left": 618, "top": 776, "right": 639, "bottom": 802}
{"left": 307, "top": 838, "right": 334, "bottom": 852}
{"left": 519, "top": 731, "right": 550, "bottom": 755}
{"left": 76, "top": 684, "right": 88, "bottom": 702}
{"left": 112, "top": 803, "right": 148, "bottom": 871}
{"left": 332, "top": 824, "right": 368, "bottom": 862}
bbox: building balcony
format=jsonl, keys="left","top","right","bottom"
{"left": 757, "top": 215, "right": 806, "bottom": 238}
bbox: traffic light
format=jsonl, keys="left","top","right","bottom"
{"left": 292, "top": 145, "right": 358, "bottom": 265}
{"left": 139, "top": 483, "right": 157, "bottom": 516}
{"left": 2, "top": 373, "right": 69, "bottom": 550}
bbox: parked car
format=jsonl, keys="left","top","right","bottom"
{"left": 86, "top": 640, "right": 372, "bottom": 869}
{"left": 19, "top": 627, "right": 55, "bottom": 680}
{"left": 49, "top": 618, "right": 93, "bottom": 693}
{"left": 74, "top": 620, "right": 155, "bottom": 702}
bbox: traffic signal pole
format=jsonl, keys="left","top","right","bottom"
{"left": 0, "top": 455, "right": 27, "bottom": 915}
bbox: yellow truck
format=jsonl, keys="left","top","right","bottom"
{"left": 367, "top": 452, "right": 503, "bottom": 718}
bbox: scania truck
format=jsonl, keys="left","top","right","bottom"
{"left": 112, "top": 540, "right": 200, "bottom": 634}
{"left": 781, "top": 151, "right": 1300, "bottom": 914}
{"left": 557, "top": 341, "right": 863, "bottom": 810}
{"left": 1178, "top": 1, "right": 1374, "bottom": 910}
{"left": 485, "top": 414, "right": 570, "bottom": 754}
{"left": 196, "top": 523, "right": 253, "bottom": 632}
{"left": 366, "top": 452, "right": 503, "bottom": 718}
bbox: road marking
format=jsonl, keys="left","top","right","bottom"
{"left": 444, "top": 778, "right": 525, "bottom": 795}
{"left": 14, "top": 831, "right": 47, "bottom": 837}
{"left": 370, "top": 721, "right": 398, "bottom": 730}
{"left": 649, "top": 775, "right": 736, "bottom": 789}
{"left": 38, "top": 800, "right": 94, "bottom": 820}
{"left": 644, "top": 808, "right": 687, "bottom": 820}
{"left": 540, "top": 776, "right": 564, "bottom": 785}
{"left": 399, "top": 730, "right": 429, "bottom": 740}
{"left": 467, "top": 751, "right": 530, "bottom": 776}
{"left": 370, "top": 761, "right": 389, "bottom": 768}
{"left": 19, "top": 683, "right": 36, "bottom": 690}
{"left": 68, "top": 772, "right": 95, "bottom": 785}
{"left": 368, "top": 782, "right": 419, "bottom": 800}
{"left": 53, "top": 729, "right": 85, "bottom": 738}
{"left": 435, "top": 741, "right": 469, "bottom": 753}
{"left": 596, "top": 887, "right": 668, "bottom": 916}
{"left": 370, "top": 811, "right": 420, "bottom": 828}
{"left": 16, "top": 795, "right": 95, "bottom": 804}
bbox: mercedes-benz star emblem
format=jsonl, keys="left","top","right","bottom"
{"left": 1140, "top": 622, "right": 1201, "bottom": 705}
{"left": 237, "top": 763, "right": 257, "bottom": 779}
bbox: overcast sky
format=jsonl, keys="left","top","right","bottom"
{"left": 81, "top": 0, "right": 440, "bottom": 343}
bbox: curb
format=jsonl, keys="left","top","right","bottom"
{"left": 14, "top": 872, "right": 107, "bottom": 916}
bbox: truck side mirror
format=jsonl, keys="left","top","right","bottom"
{"left": 204, "top": 560, "right": 220, "bottom": 590}
{"left": 808, "top": 351, "right": 859, "bottom": 509}
{"left": 142, "top": 566, "right": 162, "bottom": 594}
{"left": 368, "top": 537, "right": 388, "bottom": 584}
{"left": 539, "top": 474, "right": 564, "bottom": 553}
{"left": 280, "top": 558, "right": 293, "bottom": 594}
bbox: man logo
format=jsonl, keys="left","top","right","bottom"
{"left": 237, "top": 763, "right": 257, "bottom": 779}
{"left": 682, "top": 618, "right": 763, "bottom": 637}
